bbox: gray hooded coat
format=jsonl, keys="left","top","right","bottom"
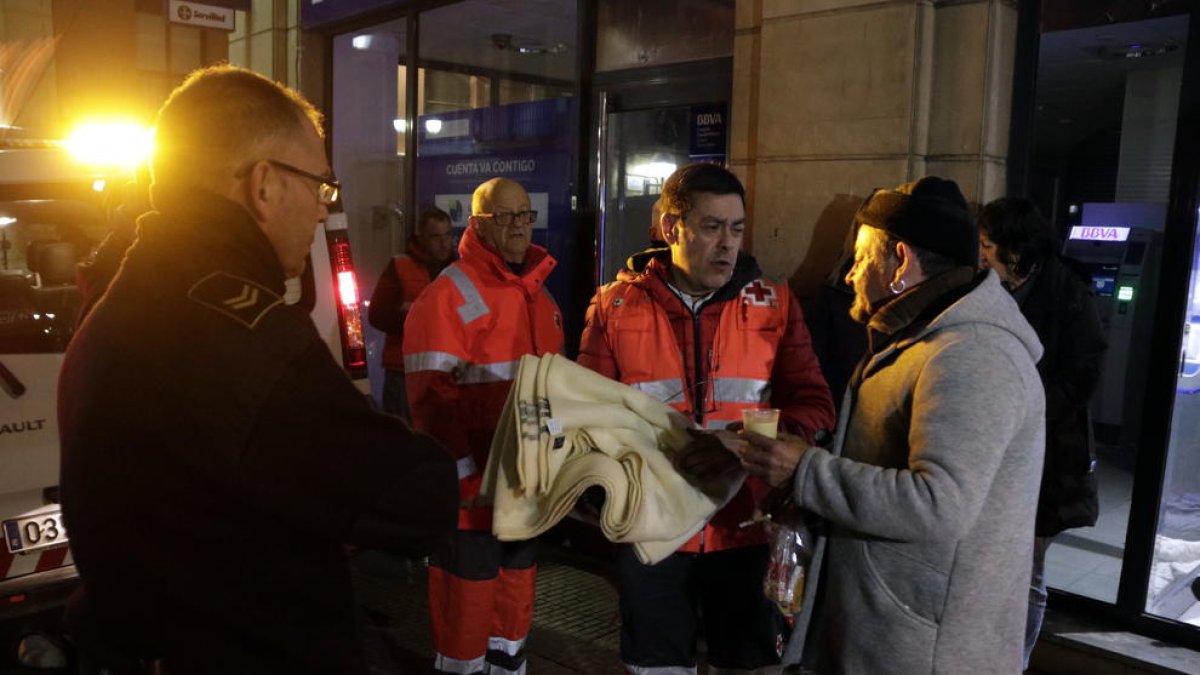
{"left": 785, "top": 270, "right": 1046, "bottom": 674}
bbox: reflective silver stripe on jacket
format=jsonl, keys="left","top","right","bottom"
{"left": 433, "top": 653, "right": 485, "bottom": 675}
{"left": 402, "top": 352, "right": 517, "bottom": 385}
{"left": 456, "top": 455, "right": 478, "bottom": 479}
{"left": 443, "top": 265, "right": 490, "bottom": 324}
{"left": 404, "top": 351, "right": 464, "bottom": 374}
{"left": 712, "top": 377, "right": 770, "bottom": 404}
{"left": 460, "top": 359, "right": 520, "bottom": 384}
{"left": 631, "top": 378, "right": 687, "bottom": 404}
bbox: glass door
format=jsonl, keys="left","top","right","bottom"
{"left": 331, "top": 17, "right": 408, "bottom": 403}
{"left": 1019, "top": 2, "right": 1200, "bottom": 648}
{"left": 414, "top": 0, "right": 581, "bottom": 337}
{"left": 1148, "top": 209, "right": 1200, "bottom": 627}
{"left": 598, "top": 105, "right": 727, "bottom": 284}
{"left": 590, "top": 1, "right": 734, "bottom": 287}
{"left": 1027, "top": 4, "right": 1191, "bottom": 607}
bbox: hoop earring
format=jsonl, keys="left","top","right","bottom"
{"left": 888, "top": 278, "right": 907, "bottom": 295}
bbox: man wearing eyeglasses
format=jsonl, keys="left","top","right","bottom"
{"left": 58, "top": 65, "right": 457, "bottom": 674}
{"left": 403, "top": 176, "right": 562, "bottom": 675}
{"left": 578, "top": 162, "right": 835, "bottom": 675}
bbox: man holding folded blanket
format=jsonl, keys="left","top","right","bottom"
{"left": 403, "top": 177, "right": 563, "bottom": 675}
{"left": 578, "top": 163, "right": 835, "bottom": 675}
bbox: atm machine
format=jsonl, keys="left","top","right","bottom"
{"left": 1062, "top": 202, "right": 1165, "bottom": 457}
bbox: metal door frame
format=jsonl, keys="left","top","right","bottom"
{"left": 589, "top": 57, "right": 733, "bottom": 286}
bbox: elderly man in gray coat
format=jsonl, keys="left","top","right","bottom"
{"left": 727, "top": 177, "right": 1045, "bottom": 674}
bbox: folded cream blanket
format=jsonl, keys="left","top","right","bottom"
{"left": 480, "top": 354, "right": 745, "bottom": 564}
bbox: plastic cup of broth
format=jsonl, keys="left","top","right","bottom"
{"left": 742, "top": 408, "right": 780, "bottom": 439}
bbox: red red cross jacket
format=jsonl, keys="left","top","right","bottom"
{"left": 578, "top": 249, "right": 834, "bottom": 552}
{"left": 403, "top": 225, "right": 563, "bottom": 530}
{"left": 368, "top": 243, "right": 441, "bottom": 372}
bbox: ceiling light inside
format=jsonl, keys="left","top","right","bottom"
{"left": 491, "top": 33, "right": 566, "bottom": 55}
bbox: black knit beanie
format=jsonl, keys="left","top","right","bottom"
{"left": 853, "top": 176, "right": 977, "bottom": 268}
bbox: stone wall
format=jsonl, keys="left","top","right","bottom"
{"left": 732, "top": 0, "right": 1017, "bottom": 294}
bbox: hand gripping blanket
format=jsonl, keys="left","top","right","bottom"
{"left": 480, "top": 354, "right": 745, "bottom": 564}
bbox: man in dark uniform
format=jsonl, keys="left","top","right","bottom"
{"left": 57, "top": 64, "right": 457, "bottom": 674}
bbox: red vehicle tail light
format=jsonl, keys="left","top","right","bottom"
{"left": 326, "top": 230, "right": 367, "bottom": 377}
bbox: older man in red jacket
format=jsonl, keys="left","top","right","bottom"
{"left": 403, "top": 177, "right": 562, "bottom": 675}
{"left": 578, "top": 163, "right": 835, "bottom": 675}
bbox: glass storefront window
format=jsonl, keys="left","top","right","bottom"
{"left": 599, "top": 104, "right": 728, "bottom": 283}
{"left": 331, "top": 18, "right": 407, "bottom": 400}
{"left": 415, "top": 0, "right": 580, "bottom": 327}
{"left": 328, "top": 1, "right": 582, "bottom": 399}
{"left": 1029, "top": 4, "right": 1189, "bottom": 607}
{"left": 332, "top": 17, "right": 407, "bottom": 255}
{"left": 1149, "top": 207, "right": 1200, "bottom": 626}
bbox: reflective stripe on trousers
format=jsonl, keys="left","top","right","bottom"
{"left": 434, "top": 653, "right": 486, "bottom": 675}
{"left": 488, "top": 635, "right": 526, "bottom": 657}
{"left": 624, "top": 665, "right": 697, "bottom": 675}
{"left": 485, "top": 635, "right": 527, "bottom": 675}
{"left": 431, "top": 648, "right": 531, "bottom": 675}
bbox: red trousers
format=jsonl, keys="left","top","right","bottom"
{"left": 428, "top": 529, "right": 537, "bottom": 675}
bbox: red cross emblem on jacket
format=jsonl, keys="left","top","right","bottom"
{"left": 740, "top": 280, "right": 778, "bottom": 307}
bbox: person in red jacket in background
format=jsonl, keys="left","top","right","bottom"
{"left": 402, "top": 177, "right": 562, "bottom": 675}
{"left": 578, "top": 162, "right": 835, "bottom": 675}
{"left": 367, "top": 206, "right": 455, "bottom": 419}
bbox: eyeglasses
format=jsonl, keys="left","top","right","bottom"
{"left": 477, "top": 210, "right": 537, "bottom": 226}
{"left": 265, "top": 159, "right": 341, "bottom": 205}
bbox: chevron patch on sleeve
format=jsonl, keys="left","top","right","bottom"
{"left": 186, "top": 271, "right": 283, "bottom": 329}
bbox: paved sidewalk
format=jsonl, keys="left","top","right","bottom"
{"left": 352, "top": 544, "right": 628, "bottom": 674}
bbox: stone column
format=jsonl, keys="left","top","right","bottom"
{"left": 732, "top": 0, "right": 1017, "bottom": 293}
{"left": 228, "top": 0, "right": 294, "bottom": 86}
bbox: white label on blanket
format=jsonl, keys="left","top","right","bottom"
{"left": 545, "top": 418, "right": 563, "bottom": 436}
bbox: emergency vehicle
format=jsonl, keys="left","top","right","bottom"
{"left": 0, "top": 127, "right": 369, "bottom": 665}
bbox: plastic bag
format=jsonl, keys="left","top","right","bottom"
{"left": 763, "top": 506, "right": 814, "bottom": 615}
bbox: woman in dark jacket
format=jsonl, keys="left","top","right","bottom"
{"left": 802, "top": 226, "right": 868, "bottom": 413}
{"left": 979, "top": 197, "right": 1107, "bottom": 667}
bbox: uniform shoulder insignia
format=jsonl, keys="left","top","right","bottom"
{"left": 186, "top": 271, "right": 283, "bottom": 329}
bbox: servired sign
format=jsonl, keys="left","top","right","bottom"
{"left": 167, "top": 1, "right": 236, "bottom": 31}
